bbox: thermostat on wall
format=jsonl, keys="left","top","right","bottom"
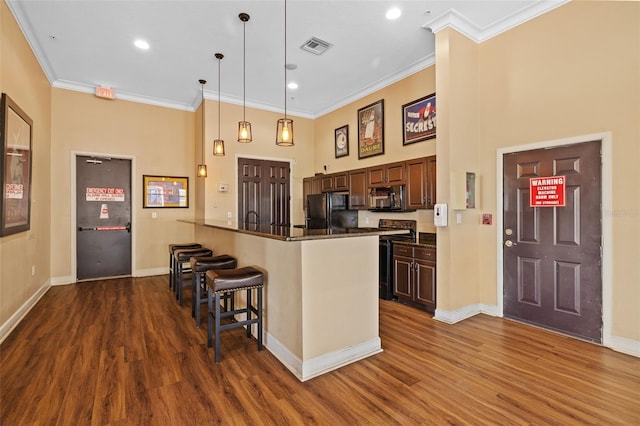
{"left": 218, "top": 183, "right": 229, "bottom": 192}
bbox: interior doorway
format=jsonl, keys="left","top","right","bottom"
{"left": 237, "top": 157, "right": 290, "bottom": 227}
{"left": 501, "top": 140, "right": 603, "bottom": 343}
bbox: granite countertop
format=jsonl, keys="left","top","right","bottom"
{"left": 393, "top": 240, "right": 437, "bottom": 249}
{"left": 394, "top": 232, "right": 437, "bottom": 249}
{"left": 183, "top": 219, "right": 410, "bottom": 242}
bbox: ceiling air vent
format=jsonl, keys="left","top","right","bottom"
{"left": 300, "top": 37, "right": 332, "bottom": 56}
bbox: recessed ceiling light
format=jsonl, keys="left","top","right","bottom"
{"left": 288, "top": 82, "right": 298, "bottom": 90}
{"left": 134, "top": 39, "right": 150, "bottom": 50}
{"left": 386, "top": 7, "right": 401, "bottom": 20}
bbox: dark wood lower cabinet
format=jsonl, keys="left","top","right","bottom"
{"left": 393, "top": 244, "right": 436, "bottom": 313}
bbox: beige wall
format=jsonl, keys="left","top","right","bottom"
{"left": 436, "top": 1, "right": 639, "bottom": 342}
{"left": 196, "top": 100, "right": 315, "bottom": 225}
{"left": 435, "top": 28, "right": 482, "bottom": 313}
{"left": 0, "top": 1, "right": 52, "bottom": 328}
{"left": 50, "top": 89, "right": 196, "bottom": 279}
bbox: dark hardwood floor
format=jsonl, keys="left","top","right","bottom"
{"left": 1, "top": 275, "right": 638, "bottom": 425}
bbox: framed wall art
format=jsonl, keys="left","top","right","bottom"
{"left": 1, "top": 93, "right": 33, "bottom": 237}
{"left": 357, "top": 99, "right": 384, "bottom": 159}
{"left": 402, "top": 93, "right": 436, "bottom": 145}
{"left": 143, "top": 175, "right": 189, "bottom": 208}
{"left": 334, "top": 125, "right": 349, "bottom": 158}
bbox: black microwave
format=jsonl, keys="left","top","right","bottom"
{"left": 368, "top": 185, "right": 406, "bottom": 211}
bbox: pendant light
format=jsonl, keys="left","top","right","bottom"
{"left": 197, "top": 79, "right": 208, "bottom": 177}
{"left": 213, "top": 53, "right": 225, "bottom": 156}
{"left": 276, "top": 0, "right": 294, "bottom": 146}
{"left": 237, "top": 13, "right": 252, "bottom": 143}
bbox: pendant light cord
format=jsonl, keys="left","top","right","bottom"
{"left": 284, "top": 0, "right": 287, "bottom": 121}
{"left": 201, "top": 81, "right": 205, "bottom": 162}
{"left": 217, "top": 57, "right": 221, "bottom": 140}
{"left": 243, "top": 20, "right": 247, "bottom": 121}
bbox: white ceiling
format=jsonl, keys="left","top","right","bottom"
{"left": 7, "top": 0, "right": 567, "bottom": 117}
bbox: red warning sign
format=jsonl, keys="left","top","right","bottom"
{"left": 530, "top": 176, "right": 566, "bottom": 207}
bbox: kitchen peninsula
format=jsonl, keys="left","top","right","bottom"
{"left": 186, "top": 219, "right": 407, "bottom": 381}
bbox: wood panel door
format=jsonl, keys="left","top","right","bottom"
{"left": 238, "top": 158, "right": 290, "bottom": 226}
{"left": 503, "top": 141, "right": 602, "bottom": 342}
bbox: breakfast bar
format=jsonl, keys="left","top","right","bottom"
{"left": 188, "top": 220, "right": 406, "bottom": 381}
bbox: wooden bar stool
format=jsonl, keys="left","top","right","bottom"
{"left": 173, "top": 247, "right": 212, "bottom": 305}
{"left": 168, "top": 243, "right": 202, "bottom": 290}
{"left": 206, "top": 267, "right": 264, "bottom": 363}
{"left": 190, "top": 255, "right": 237, "bottom": 327}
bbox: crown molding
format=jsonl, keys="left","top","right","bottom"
{"left": 424, "top": 0, "right": 570, "bottom": 43}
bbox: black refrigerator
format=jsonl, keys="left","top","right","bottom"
{"left": 306, "top": 193, "right": 358, "bottom": 229}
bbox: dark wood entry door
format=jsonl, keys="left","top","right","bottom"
{"left": 76, "top": 156, "right": 132, "bottom": 280}
{"left": 503, "top": 141, "right": 602, "bottom": 343}
{"left": 238, "top": 158, "right": 290, "bottom": 226}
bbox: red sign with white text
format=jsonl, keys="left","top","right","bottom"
{"left": 530, "top": 176, "right": 566, "bottom": 207}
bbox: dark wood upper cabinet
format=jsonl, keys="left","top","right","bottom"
{"left": 426, "top": 156, "right": 436, "bottom": 209}
{"left": 348, "top": 169, "right": 368, "bottom": 210}
{"left": 406, "top": 155, "right": 436, "bottom": 209}
{"left": 368, "top": 161, "right": 406, "bottom": 187}
{"left": 302, "top": 176, "right": 322, "bottom": 210}
{"left": 320, "top": 172, "right": 348, "bottom": 192}
{"left": 303, "top": 156, "right": 435, "bottom": 210}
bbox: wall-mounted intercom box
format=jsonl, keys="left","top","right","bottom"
{"left": 434, "top": 203, "right": 448, "bottom": 227}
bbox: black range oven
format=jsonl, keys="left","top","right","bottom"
{"left": 378, "top": 219, "right": 417, "bottom": 300}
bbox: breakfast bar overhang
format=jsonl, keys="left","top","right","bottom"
{"left": 186, "top": 220, "right": 407, "bottom": 381}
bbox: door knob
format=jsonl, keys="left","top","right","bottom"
{"left": 504, "top": 240, "right": 516, "bottom": 247}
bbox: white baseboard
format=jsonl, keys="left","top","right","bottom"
{"left": 434, "top": 303, "right": 497, "bottom": 324}
{"left": 51, "top": 267, "right": 168, "bottom": 286}
{"left": 51, "top": 275, "right": 74, "bottom": 286}
{"left": 265, "top": 333, "right": 383, "bottom": 382}
{"left": 134, "top": 267, "right": 167, "bottom": 277}
{"left": 0, "top": 280, "right": 51, "bottom": 344}
{"left": 607, "top": 335, "right": 640, "bottom": 358}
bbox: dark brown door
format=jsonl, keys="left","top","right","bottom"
{"left": 238, "top": 158, "right": 290, "bottom": 226}
{"left": 503, "top": 141, "right": 602, "bottom": 342}
{"left": 76, "top": 156, "right": 132, "bottom": 280}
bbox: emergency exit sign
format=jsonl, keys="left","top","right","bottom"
{"left": 530, "top": 176, "right": 566, "bottom": 207}
{"left": 96, "top": 86, "right": 115, "bottom": 99}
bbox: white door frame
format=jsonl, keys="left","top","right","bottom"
{"left": 70, "top": 151, "right": 137, "bottom": 282}
{"left": 495, "top": 132, "right": 612, "bottom": 347}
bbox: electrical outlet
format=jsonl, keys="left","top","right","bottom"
{"left": 151, "top": 212, "right": 157, "bottom": 219}
{"left": 227, "top": 211, "right": 232, "bottom": 219}
{"left": 32, "top": 265, "right": 36, "bottom": 276}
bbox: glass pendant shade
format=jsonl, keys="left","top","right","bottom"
{"left": 238, "top": 121, "right": 252, "bottom": 143}
{"left": 213, "top": 139, "right": 225, "bottom": 156}
{"left": 197, "top": 164, "right": 208, "bottom": 177}
{"left": 213, "top": 52, "right": 225, "bottom": 156}
{"left": 276, "top": 118, "right": 294, "bottom": 146}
